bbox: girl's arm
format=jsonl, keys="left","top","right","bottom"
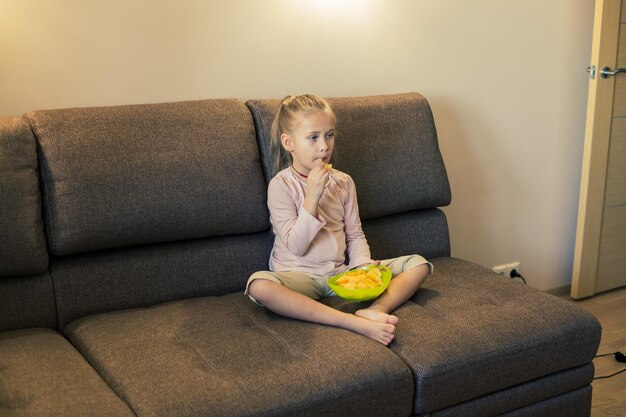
{"left": 343, "top": 177, "right": 373, "bottom": 268}
{"left": 268, "top": 179, "right": 325, "bottom": 256}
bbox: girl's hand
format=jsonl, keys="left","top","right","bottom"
{"left": 303, "top": 160, "right": 330, "bottom": 217}
{"left": 307, "top": 161, "right": 330, "bottom": 197}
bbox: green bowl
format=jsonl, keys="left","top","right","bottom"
{"left": 327, "top": 264, "right": 392, "bottom": 302}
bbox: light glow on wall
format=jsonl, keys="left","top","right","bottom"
{"left": 308, "top": 0, "right": 368, "bottom": 10}
{"left": 296, "top": 0, "right": 374, "bottom": 21}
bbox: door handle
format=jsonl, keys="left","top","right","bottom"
{"left": 600, "top": 66, "right": 626, "bottom": 78}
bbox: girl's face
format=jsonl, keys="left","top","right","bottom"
{"left": 281, "top": 110, "right": 336, "bottom": 176}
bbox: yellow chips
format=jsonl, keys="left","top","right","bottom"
{"left": 335, "top": 267, "right": 383, "bottom": 290}
{"left": 324, "top": 163, "right": 333, "bottom": 171}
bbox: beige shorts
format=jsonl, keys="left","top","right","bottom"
{"left": 245, "top": 254, "right": 433, "bottom": 306}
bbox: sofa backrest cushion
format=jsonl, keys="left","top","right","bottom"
{"left": 363, "top": 209, "right": 450, "bottom": 260}
{"left": 247, "top": 93, "right": 451, "bottom": 260}
{"left": 27, "top": 99, "right": 269, "bottom": 256}
{"left": 0, "top": 116, "right": 49, "bottom": 275}
{"left": 246, "top": 92, "right": 451, "bottom": 221}
{"left": 0, "top": 272, "right": 57, "bottom": 331}
{"left": 52, "top": 231, "right": 273, "bottom": 329}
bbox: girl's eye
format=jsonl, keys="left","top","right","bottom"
{"left": 309, "top": 135, "right": 318, "bottom": 141}
{"left": 327, "top": 132, "right": 335, "bottom": 139}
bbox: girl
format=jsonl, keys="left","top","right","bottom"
{"left": 246, "top": 94, "right": 431, "bottom": 345}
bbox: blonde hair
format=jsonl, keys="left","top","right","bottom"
{"left": 270, "top": 94, "right": 336, "bottom": 174}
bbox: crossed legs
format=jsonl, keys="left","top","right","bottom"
{"left": 355, "top": 263, "right": 430, "bottom": 325}
{"left": 247, "top": 263, "right": 430, "bottom": 345}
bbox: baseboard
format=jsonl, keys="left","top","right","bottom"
{"left": 545, "top": 285, "right": 572, "bottom": 298}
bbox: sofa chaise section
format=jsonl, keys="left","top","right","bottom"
{"left": 395, "top": 257, "right": 600, "bottom": 416}
{"left": 247, "top": 93, "right": 601, "bottom": 417}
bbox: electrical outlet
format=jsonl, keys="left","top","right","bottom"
{"left": 493, "top": 262, "right": 520, "bottom": 278}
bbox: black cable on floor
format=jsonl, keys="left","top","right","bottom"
{"left": 593, "top": 351, "right": 626, "bottom": 380}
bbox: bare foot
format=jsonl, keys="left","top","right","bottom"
{"left": 350, "top": 316, "right": 396, "bottom": 345}
{"left": 355, "top": 308, "right": 400, "bottom": 325}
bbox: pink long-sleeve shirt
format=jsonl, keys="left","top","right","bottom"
{"left": 268, "top": 167, "right": 373, "bottom": 276}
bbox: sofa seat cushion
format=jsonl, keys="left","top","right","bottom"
{"left": 388, "top": 257, "right": 601, "bottom": 414}
{"left": 0, "top": 328, "right": 134, "bottom": 417}
{"left": 65, "top": 293, "right": 414, "bottom": 417}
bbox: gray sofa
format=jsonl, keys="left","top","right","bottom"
{"left": 0, "top": 92, "right": 601, "bottom": 417}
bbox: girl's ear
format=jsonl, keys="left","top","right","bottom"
{"left": 281, "top": 133, "right": 294, "bottom": 152}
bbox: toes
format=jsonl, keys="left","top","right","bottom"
{"left": 381, "top": 333, "right": 395, "bottom": 345}
{"left": 382, "top": 324, "right": 396, "bottom": 340}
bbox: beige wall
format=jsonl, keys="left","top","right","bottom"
{"left": 0, "top": 0, "right": 595, "bottom": 291}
